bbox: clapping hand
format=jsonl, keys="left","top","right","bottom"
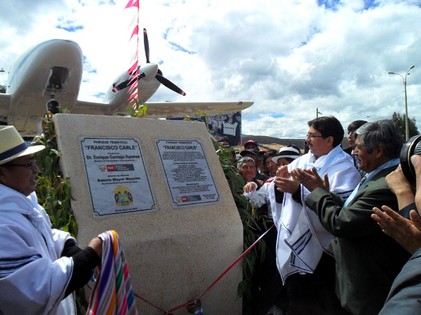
{"left": 372, "top": 205, "right": 421, "bottom": 254}
{"left": 291, "top": 167, "right": 329, "bottom": 192}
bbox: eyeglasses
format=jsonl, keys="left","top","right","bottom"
{"left": 306, "top": 133, "right": 324, "bottom": 139}
{"left": 4, "top": 161, "right": 38, "bottom": 169}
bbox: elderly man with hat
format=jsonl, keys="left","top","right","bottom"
{"left": 0, "top": 126, "right": 103, "bottom": 315}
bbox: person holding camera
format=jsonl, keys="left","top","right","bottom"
{"left": 293, "top": 120, "right": 411, "bottom": 315}
{"left": 371, "top": 155, "right": 421, "bottom": 314}
{"left": 372, "top": 162, "right": 421, "bottom": 253}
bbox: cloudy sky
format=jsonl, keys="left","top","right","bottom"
{"left": 1, "top": 0, "right": 420, "bottom": 138}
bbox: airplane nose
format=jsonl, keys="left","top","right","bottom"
{"left": 140, "top": 63, "right": 158, "bottom": 81}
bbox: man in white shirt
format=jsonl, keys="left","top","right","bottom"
{"left": 270, "top": 116, "right": 360, "bottom": 314}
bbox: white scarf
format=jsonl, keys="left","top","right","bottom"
{"left": 0, "top": 185, "right": 75, "bottom": 315}
{"left": 243, "top": 177, "right": 274, "bottom": 216}
{"left": 268, "top": 146, "right": 361, "bottom": 283}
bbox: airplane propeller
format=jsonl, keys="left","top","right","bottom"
{"left": 112, "top": 29, "right": 186, "bottom": 96}
{"left": 143, "top": 28, "right": 150, "bottom": 64}
{"left": 142, "top": 28, "right": 186, "bottom": 96}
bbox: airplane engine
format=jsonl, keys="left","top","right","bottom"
{"left": 3, "top": 39, "right": 83, "bottom": 136}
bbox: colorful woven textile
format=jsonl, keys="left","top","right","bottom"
{"left": 87, "top": 230, "right": 137, "bottom": 315}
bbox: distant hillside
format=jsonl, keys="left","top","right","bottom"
{"left": 241, "top": 134, "right": 306, "bottom": 150}
{"left": 241, "top": 134, "right": 349, "bottom": 151}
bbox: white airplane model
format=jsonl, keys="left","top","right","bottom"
{"left": 0, "top": 29, "right": 253, "bottom": 137}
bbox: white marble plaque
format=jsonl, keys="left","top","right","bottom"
{"left": 156, "top": 139, "right": 220, "bottom": 207}
{"left": 80, "top": 137, "right": 155, "bottom": 216}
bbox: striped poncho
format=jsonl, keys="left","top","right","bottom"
{"left": 87, "top": 230, "right": 137, "bottom": 315}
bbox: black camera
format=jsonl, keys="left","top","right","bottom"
{"left": 400, "top": 135, "right": 421, "bottom": 185}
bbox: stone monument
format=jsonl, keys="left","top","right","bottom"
{"left": 52, "top": 113, "right": 243, "bottom": 314}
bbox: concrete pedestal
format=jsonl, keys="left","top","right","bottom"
{"left": 52, "top": 113, "right": 243, "bottom": 314}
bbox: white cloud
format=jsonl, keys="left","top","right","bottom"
{"left": 1, "top": 0, "right": 420, "bottom": 138}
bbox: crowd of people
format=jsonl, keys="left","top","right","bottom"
{"left": 227, "top": 116, "right": 421, "bottom": 315}
{"left": 2, "top": 114, "right": 421, "bottom": 314}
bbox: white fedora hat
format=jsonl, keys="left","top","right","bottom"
{"left": 272, "top": 146, "right": 301, "bottom": 164}
{"left": 0, "top": 126, "right": 45, "bottom": 165}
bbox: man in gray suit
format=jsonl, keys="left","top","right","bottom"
{"left": 292, "top": 120, "right": 410, "bottom": 315}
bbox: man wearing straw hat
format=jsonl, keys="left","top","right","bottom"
{"left": 0, "top": 125, "right": 103, "bottom": 315}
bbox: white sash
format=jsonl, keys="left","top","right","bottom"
{"left": 270, "top": 146, "right": 361, "bottom": 283}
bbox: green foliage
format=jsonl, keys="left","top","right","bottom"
{"left": 128, "top": 99, "right": 148, "bottom": 117}
{"left": 214, "top": 142, "right": 272, "bottom": 301}
{"left": 183, "top": 112, "right": 208, "bottom": 123}
{"left": 32, "top": 116, "right": 78, "bottom": 236}
{"left": 32, "top": 115, "right": 88, "bottom": 313}
{"left": 391, "top": 112, "right": 419, "bottom": 138}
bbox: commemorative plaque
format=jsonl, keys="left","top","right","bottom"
{"left": 80, "top": 137, "right": 155, "bottom": 216}
{"left": 156, "top": 139, "right": 220, "bottom": 207}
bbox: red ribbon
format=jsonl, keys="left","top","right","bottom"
{"left": 135, "top": 224, "right": 276, "bottom": 314}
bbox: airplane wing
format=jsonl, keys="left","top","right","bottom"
{"left": 72, "top": 100, "right": 253, "bottom": 117}
{"left": 143, "top": 101, "right": 254, "bottom": 117}
{"left": 71, "top": 100, "right": 118, "bottom": 115}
